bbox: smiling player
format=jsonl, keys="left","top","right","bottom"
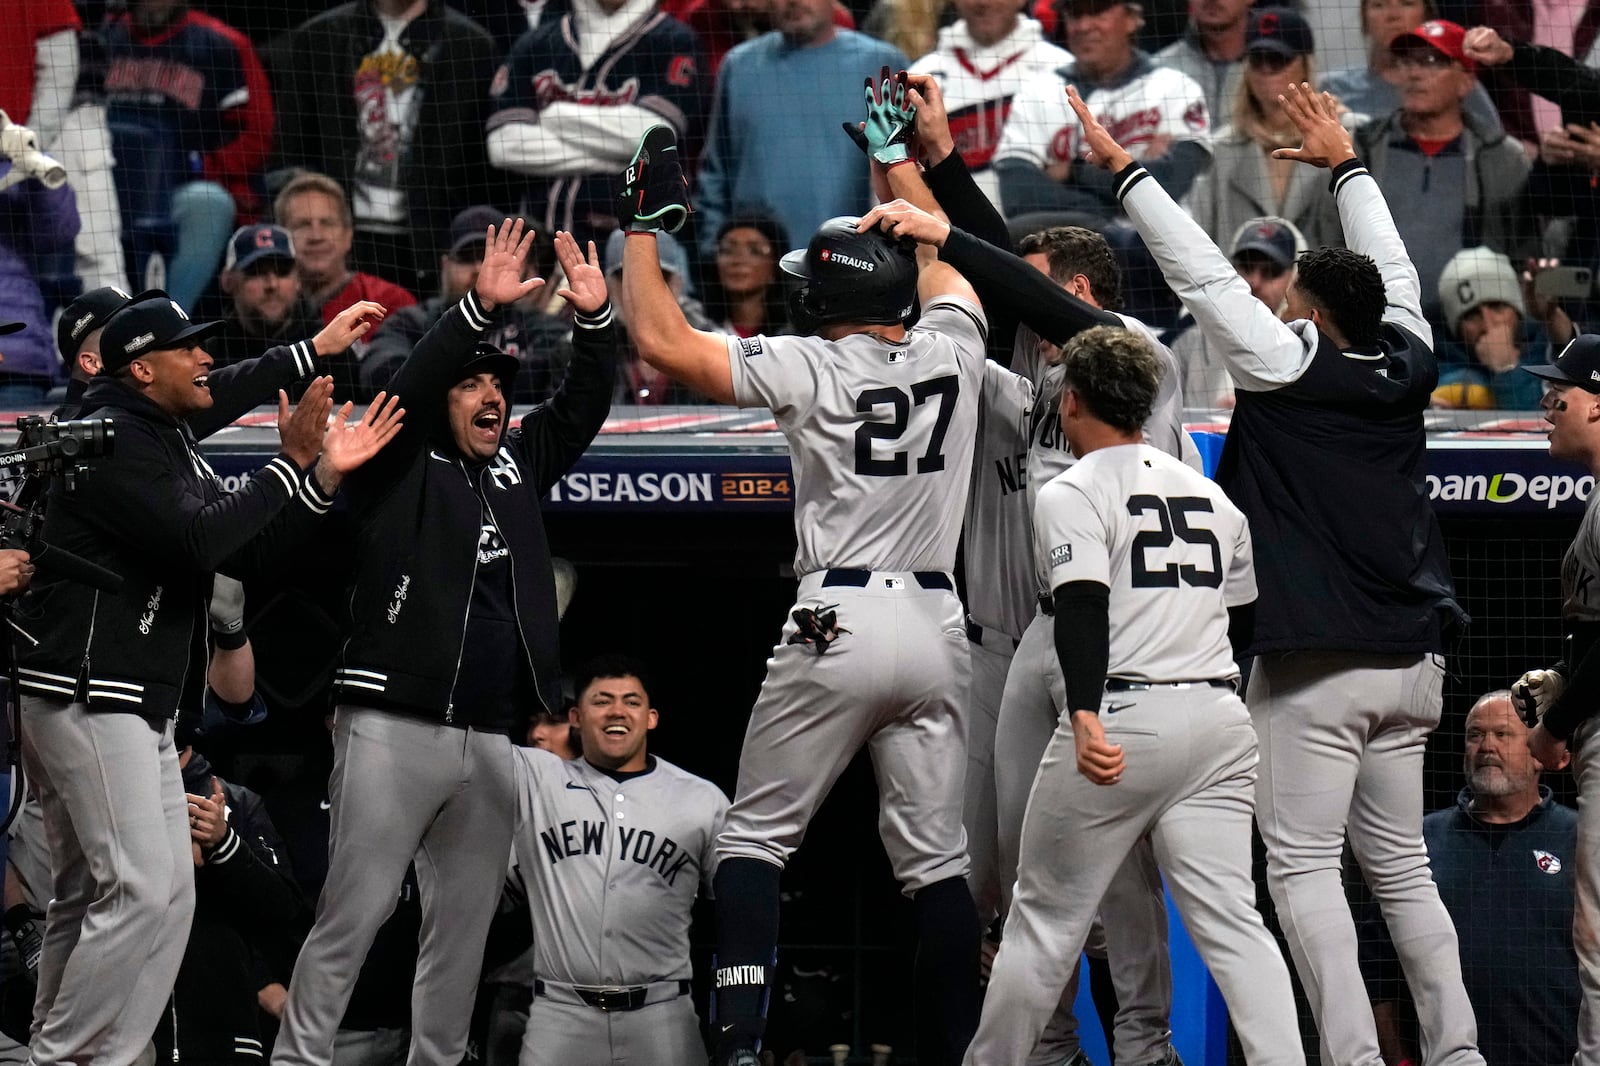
{"left": 510, "top": 654, "right": 729, "bottom": 1066}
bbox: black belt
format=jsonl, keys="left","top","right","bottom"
{"left": 532, "top": 979, "right": 690, "bottom": 1012}
{"left": 966, "top": 621, "right": 1021, "bottom": 651}
{"left": 1037, "top": 592, "right": 1055, "bottom": 616}
{"left": 1104, "top": 678, "right": 1237, "bottom": 692}
{"left": 822, "top": 568, "right": 953, "bottom": 591}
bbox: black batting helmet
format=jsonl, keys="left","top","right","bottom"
{"left": 780, "top": 216, "right": 918, "bottom": 334}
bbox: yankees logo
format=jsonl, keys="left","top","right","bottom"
{"left": 487, "top": 448, "right": 523, "bottom": 489}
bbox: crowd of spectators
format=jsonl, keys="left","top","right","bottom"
{"left": 3, "top": 0, "right": 1600, "bottom": 409}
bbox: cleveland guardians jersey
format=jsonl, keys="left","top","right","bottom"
{"left": 1023, "top": 316, "right": 1198, "bottom": 593}
{"left": 909, "top": 18, "right": 1072, "bottom": 205}
{"left": 727, "top": 296, "right": 990, "bottom": 575}
{"left": 1035, "top": 443, "right": 1254, "bottom": 682}
{"left": 512, "top": 748, "right": 728, "bottom": 986}
{"left": 995, "top": 60, "right": 1208, "bottom": 173}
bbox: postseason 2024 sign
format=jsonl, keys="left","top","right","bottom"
{"left": 177, "top": 407, "right": 1594, "bottom": 517}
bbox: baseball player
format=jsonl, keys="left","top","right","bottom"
{"left": 511, "top": 654, "right": 727, "bottom": 1066}
{"left": 1516, "top": 335, "right": 1600, "bottom": 1066}
{"left": 270, "top": 223, "right": 616, "bottom": 1066}
{"left": 875, "top": 84, "right": 1194, "bottom": 1055}
{"left": 965, "top": 324, "right": 1304, "bottom": 1066}
{"left": 617, "top": 115, "right": 986, "bottom": 1066}
{"left": 1068, "top": 83, "right": 1482, "bottom": 1066}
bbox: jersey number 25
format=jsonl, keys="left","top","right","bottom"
{"left": 1128, "top": 494, "right": 1222, "bottom": 589}
{"left": 853, "top": 376, "right": 959, "bottom": 477}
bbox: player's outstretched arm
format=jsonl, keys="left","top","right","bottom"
{"left": 1273, "top": 83, "right": 1432, "bottom": 349}
{"left": 622, "top": 233, "right": 735, "bottom": 404}
{"left": 877, "top": 166, "right": 980, "bottom": 308}
{"left": 1065, "top": 86, "right": 1312, "bottom": 392}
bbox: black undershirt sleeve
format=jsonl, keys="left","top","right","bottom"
{"left": 940, "top": 228, "right": 1122, "bottom": 342}
{"left": 1228, "top": 602, "right": 1256, "bottom": 662}
{"left": 1053, "top": 581, "right": 1110, "bottom": 716}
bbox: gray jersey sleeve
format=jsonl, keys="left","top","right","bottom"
{"left": 726, "top": 333, "right": 830, "bottom": 418}
{"left": 1223, "top": 514, "right": 1257, "bottom": 609}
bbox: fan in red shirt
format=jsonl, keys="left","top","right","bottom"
{"left": 274, "top": 171, "right": 416, "bottom": 398}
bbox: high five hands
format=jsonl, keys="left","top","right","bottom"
{"left": 1064, "top": 81, "right": 1353, "bottom": 173}
{"left": 1269, "top": 83, "right": 1356, "bottom": 170}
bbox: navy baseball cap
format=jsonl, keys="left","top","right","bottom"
{"left": 224, "top": 224, "right": 296, "bottom": 272}
{"left": 100, "top": 295, "right": 224, "bottom": 373}
{"left": 1248, "top": 7, "right": 1314, "bottom": 58}
{"left": 56, "top": 285, "right": 136, "bottom": 363}
{"left": 1526, "top": 335, "right": 1600, "bottom": 392}
{"left": 1232, "top": 218, "right": 1299, "bottom": 269}
{"left": 448, "top": 206, "right": 507, "bottom": 260}
{"left": 456, "top": 342, "right": 520, "bottom": 387}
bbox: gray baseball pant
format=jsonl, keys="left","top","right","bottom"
{"left": 1567, "top": 720, "right": 1600, "bottom": 1065}
{"left": 19, "top": 697, "right": 194, "bottom": 1066}
{"left": 993, "top": 611, "right": 1174, "bottom": 1065}
{"left": 272, "top": 708, "right": 514, "bottom": 1066}
{"left": 1249, "top": 652, "right": 1483, "bottom": 1066}
{"left": 968, "top": 687, "right": 1304, "bottom": 1066}
{"left": 717, "top": 571, "right": 970, "bottom": 893}
{"left": 966, "top": 631, "right": 1015, "bottom": 924}
{"left": 517, "top": 991, "right": 701, "bottom": 1066}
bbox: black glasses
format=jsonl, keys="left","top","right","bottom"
{"left": 242, "top": 259, "right": 296, "bottom": 278}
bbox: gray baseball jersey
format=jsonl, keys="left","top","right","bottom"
{"left": 970, "top": 442, "right": 1303, "bottom": 1066}
{"left": 988, "top": 321, "right": 1198, "bottom": 1062}
{"left": 1563, "top": 488, "right": 1600, "bottom": 624}
{"left": 965, "top": 359, "right": 1039, "bottom": 641}
{"left": 512, "top": 747, "right": 727, "bottom": 986}
{"left": 1036, "top": 443, "right": 1254, "bottom": 682}
{"left": 1023, "top": 316, "right": 1199, "bottom": 594}
{"left": 727, "top": 297, "right": 990, "bottom": 574}
{"left": 716, "top": 296, "right": 989, "bottom": 893}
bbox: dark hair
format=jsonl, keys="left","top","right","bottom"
{"left": 1015, "top": 226, "right": 1123, "bottom": 311}
{"left": 573, "top": 653, "right": 654, "bottom": 706}
{"left": 703, "top": 208, "right": 793, "bottom": 335}
{"left": 1293, "top": 246, "right": 1386, "bottom": 349}
{"left": 1060, "top": 326, "right": 1162, "bottom": 432}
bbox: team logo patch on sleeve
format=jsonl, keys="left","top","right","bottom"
{"left": 1534, "top": 848, "right": 1563, "bottom": 874}
{"left": 738, "top": 336, "right": 764, "bottom": 358}
{"left": 1050, "top": 543, "right": 1072, "bottom": 565}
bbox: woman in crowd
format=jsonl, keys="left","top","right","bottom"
{"left": 702, "top": 212, "right": 793, "bottom": 339}
{"left": 1188, "top": 8, "right": 1343, "bottom": 251}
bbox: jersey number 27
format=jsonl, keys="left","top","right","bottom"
{"left": 853, "top": 375, "right": 959, "bottom": 477}
{"left": 1128, "top": 495, "right": 1222, "bottom": 589}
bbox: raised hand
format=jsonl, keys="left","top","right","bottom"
{"left": 1270, "top": 83, "right": 1356, "bottom": 169}
{"left": 857, "top": 199, "right": 950, "bottom": 246}
{"left": 1463, "top": 25, "right": 1514, "bottom": 67}
{"left": 315, "top": 392, "right": 405, "bottom": 488}
{"left": 553, "top": 231, "right": 608, "bottom": 313}
{"left": 475, "top": 218, "right": 546, "bottom": 312}
{"left": 863, "top": 66, "right": 917, "bottom": 166}
{"left": 1065, "top": 85, "right": 1132, "bottom": 172}
{"left": 313, "top": 300, "right": 386, "bottom": 357}
{"left": 278, "top": 377, "right": 335, "bottom": 468}
{"left": 904, "top": 72, "right": 955, "bottom": 165}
